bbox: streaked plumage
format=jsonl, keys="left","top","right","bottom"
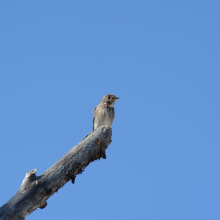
{"left": 93, "top": 94, "right": 119, "bottom": 130}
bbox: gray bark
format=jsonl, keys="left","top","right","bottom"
{"left": 0, "top": 126, "right": 112, "bottom": 220}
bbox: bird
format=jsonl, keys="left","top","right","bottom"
{"left": 93, "top": 94, "right": 119, "bottom": 130}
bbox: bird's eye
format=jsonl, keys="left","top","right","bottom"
{"left": 108, "top": 96, "right": 110, "bottom": 99}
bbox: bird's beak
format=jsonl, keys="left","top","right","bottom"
{"left": 115, "top": 97, "right": 119, "bottom": 99}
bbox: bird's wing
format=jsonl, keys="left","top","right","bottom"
{"left": 93, "top": 107, "right": 96, "bottom": 130}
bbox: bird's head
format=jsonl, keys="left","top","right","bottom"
{"left": 101, "top": 94, "right": 119, "bottom": 106}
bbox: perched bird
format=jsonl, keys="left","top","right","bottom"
{"left": 93, "top": 94, "right": 119, "bottom": 130}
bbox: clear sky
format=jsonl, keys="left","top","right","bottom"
{"left": 0, "top": 1, "right": 220, "bottom": 220}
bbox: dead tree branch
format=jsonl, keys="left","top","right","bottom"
{"left": 0, "top": 126, "right": 112, "bottom": 220}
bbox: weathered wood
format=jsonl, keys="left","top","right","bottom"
{"left": 0, "top": 126, "right": 112, "bottom": 220}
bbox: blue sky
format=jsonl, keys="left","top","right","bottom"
{"left": 0, "top": 1, "right": 220, "bottom": 219}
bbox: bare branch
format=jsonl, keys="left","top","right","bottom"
{"left": 0, "top": 126, "right": 112, "bottom": 220}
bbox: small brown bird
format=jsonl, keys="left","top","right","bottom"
{"left": 93, "top": 94, "right": 119, "bottom": 130}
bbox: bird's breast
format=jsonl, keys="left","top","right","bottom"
{"left": 94, "top": 106, "right": 115, "bottom": 129}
